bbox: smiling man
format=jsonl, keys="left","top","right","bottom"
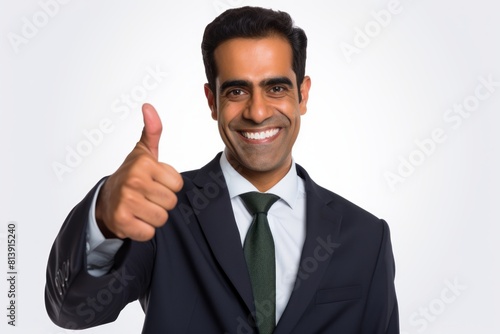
{"left": 46, "top": 6, "right": 399, "bottom": 334}
{"left": 206, "top": 36, "right": 310, "bottom": 192}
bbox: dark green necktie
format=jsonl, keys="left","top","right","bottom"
{"left": 240, "top": 191, "right": 280, "bottom": 334}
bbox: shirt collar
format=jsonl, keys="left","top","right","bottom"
{"left": 219, "top": 151, "right": 300, "bottom": 209}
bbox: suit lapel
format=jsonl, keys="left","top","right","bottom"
{"left": 275, "top": 165, "right": 343, "bottom": 334}
{"left": 184, "top": 156, "right": 342, "bottom": 331}
{"left": 185, "top": 154, "right": 255, "bottom": 314}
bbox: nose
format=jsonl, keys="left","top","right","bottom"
{"left": 243, "top": 91, "right": 273, "bottom": 124}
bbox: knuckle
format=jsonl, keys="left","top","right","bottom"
{"left": 137, "top": 155, "right": 156, "bottom": 170}
{"left": 167, "top": 194, "right": 178, "bottom": 209}
{"left": 113, "top": 209, "right": 130, "bottom": 226}
{"left": 115, "top": 231, "right": 127, "bottom": 239}
{"left": 126, "top": 175, "right": 145, "bottom": 190}
{"left": 172, "top": 175, "right": 184, "bottom": 192}
{"left": 135, "top": 226, "right": 155, "bottom": 241}
{"left": 152, "top": 209, "right": 168, "bottom": 226}
{"left": 120, "top": 189, "right": 140, "bottom": 206}
{"left": 159, "top": 192, "right": 178, "bottom": 211}
{"left": 160, "top": 163, "right": 184, "bottom": 192}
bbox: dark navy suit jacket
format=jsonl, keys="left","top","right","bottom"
{"left": 45, "top": 153, "right": 399, "bottom": 333}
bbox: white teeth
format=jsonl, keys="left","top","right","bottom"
{"left": 242, "top": 128, "right": 279, "bottom": 140}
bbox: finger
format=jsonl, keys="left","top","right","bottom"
{"left": 116, "top": 218, "right": 157, "bottom": 242}
{"left": 131, "top": 200, "right": 169, "bottom": 229}
{"left": 113, "top": 195, "right": 169, "bottom": 237}
{"left": 139, "top": 103, "right": 162, "bottom": 159}
{"left": 151, "top": 162, "right": 184, "bottom": 193}
{"left": 141, "top": 181, "right": 180, "bottom": 211}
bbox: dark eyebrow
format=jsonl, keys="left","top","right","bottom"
{"left": 261, "top": 77, "right": 294, "bottom": 88}
{"left": 219, "top": 80, "right": 251, "bottom": 92}
{"left": 219, "top": 77, "right": 294, "bottom": 93}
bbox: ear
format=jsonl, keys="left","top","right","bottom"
{"left": 204, "top": 83, "right": 217, "bottom": 120}
{"left": 299, "top": 76, "right": 311, "bottom": 115}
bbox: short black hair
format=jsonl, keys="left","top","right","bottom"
{"left": 201, "top": 6, "right": 307, "bottom": 101}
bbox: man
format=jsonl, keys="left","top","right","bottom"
{"left": 46, "top": 6, "right": 399, "bottom": 333}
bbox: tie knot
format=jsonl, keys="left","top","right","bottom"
{"left": 240, "top": 192, "right": 280, "bottom": 215}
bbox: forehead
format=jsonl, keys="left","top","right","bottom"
{"left": 213, "top": 36, "right": 295, "bottom": 84}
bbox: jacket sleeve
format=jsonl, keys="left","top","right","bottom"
{"left": 360, "top": 220, "right": 399, "bottom": 333}
{"left": 45, "top": 179, "right": 155, "bottom": 329}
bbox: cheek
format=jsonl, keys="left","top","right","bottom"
{"left": 218, "top": 106, "right": 240, "bottom": 127}
{"left": 217, "top": 113, "right": 234, "bottom": 139}
{"left": 281, "top": 107, "right": 302, "bottom": 128}
{"left": 287, "top": 113, "right": 302, "bottom": 141}
{"left": 275, "top": 98, "right": 300, "bottom": 118}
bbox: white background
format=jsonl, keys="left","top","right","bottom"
{"left": 1, "top": 0, "right": 499, "bottom": 333}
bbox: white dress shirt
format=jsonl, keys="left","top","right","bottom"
{"left": 219, "top": 152, "right": 306, "bottom": 322}
{"left": 86, "top": 152, "right": 306, "bottom": 323}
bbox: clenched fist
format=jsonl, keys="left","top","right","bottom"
{"left": 95, "top": 103, "right": 184, "bottom": 241}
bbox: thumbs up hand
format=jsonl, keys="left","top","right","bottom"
{"left": 95, "top": 103, "right": 184, "bottom": 241}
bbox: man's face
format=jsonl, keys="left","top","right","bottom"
{"left": 205, "top": 36, "right": 311, "bottom": 190}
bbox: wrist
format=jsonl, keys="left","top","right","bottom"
{"left": 95, "top": 188, "right": 118, "bottom": 239}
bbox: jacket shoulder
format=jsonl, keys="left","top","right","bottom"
{"left": 297, "top": 163, "right": 384, "bottom": 226}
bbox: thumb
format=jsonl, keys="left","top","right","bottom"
{"left": 139, "top": 103, "right": 162, "bottom": 159}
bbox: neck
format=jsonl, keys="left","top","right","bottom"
{"left": 227, "top": 155, "right": 292, "bottom": 192}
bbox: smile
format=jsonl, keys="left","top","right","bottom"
{"left": 240, "top": 128, "right": 280, "bottom": 140}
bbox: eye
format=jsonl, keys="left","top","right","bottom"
{"left": 228, "top": 89, "right": 244, "bottom": 96}
{"left": 224, "top": 88, "right": 248, "bottom": 101}
{"left": 269, "top": 86, "right": 287, "bottom": 96}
